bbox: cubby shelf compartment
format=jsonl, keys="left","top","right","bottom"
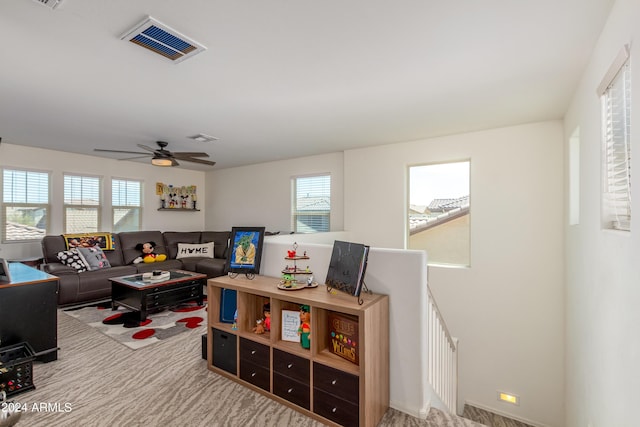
{"left": 207, "top": 274, "right": 389, "bottom": 427}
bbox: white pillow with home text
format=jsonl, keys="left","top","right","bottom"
{"left": 176, "top": 242, "right": 214, "bottom": 259}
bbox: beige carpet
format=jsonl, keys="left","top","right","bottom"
{"left": 14, "top": 311, "right": 485, "bottom": 426}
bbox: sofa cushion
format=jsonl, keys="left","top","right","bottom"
{"left": 76, "top": 246, "right": 112, "bottom": 271}
{"left": 163, "top": 232, "right": 201, "bottom": 259}
{"left": 119, "top": 231, "right": 168, "bottom": 265}
{"left": 43, "top": 235, "right": 70, "bottom": 264}
{"left": 176, "top": 242, "right": 214, "bottom": 259}
{"left": 201, "top": 231, "right": 231, "bottom": 259}
{"left": 195, "top": 258, "right": 227, "bottom": 278}
{"left": 57, "top": 249, "right": 88, "bottom": 273}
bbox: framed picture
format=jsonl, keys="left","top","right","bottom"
{"left": 226, "top": 227, "right": 265, "bottom": 277}
{"left": 0, "top": 258, "right": 12, "bottom": 282}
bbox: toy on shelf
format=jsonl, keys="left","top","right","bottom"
{"left": 252, "top": 319, "right": 265, "bottom": 334}
{"left": 231, "top": 309, "right": 238, "bottom": 330}
{"left": 263, "top": 303, "right": 271, "bottom": 331}
{"left": 278, "top": 243, "right": 318, "bottom": 290}
{"left": 298, "top": 305, "right": 311, "bottom": 349}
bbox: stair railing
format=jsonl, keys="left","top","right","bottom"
{"left": 427, "top": 287, "right": 458, "bottom": 414}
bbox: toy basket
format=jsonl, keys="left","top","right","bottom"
{"left": 0, "top": 342, "right": 35, "bottom": 397}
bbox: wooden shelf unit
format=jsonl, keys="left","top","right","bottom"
{"left": 207, "top": 274, "right": 389, "bottom": 427}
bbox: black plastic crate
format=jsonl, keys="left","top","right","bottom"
{"left": 0, "top": 342, "right": 36, "bottom": 397}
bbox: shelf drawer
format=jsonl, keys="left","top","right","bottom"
{"left": 313, "top": 388, "right": 359, "bottom": 427}
{"left": 273, "top": 349, "right": 309, "bottom": 383}
{"left": 239, "top": 359, "right": 270, "bottom": 392}
{"left": 273, "top": 372, "right": 310, "bottom": 410}
{"left": 240, "top": 338, "right": 270, "bottom": 368}
{"left": 212, "top": 328, "right": 237, "bottom": 375}
{"left": 313, "top": 363, "right": 359, "bottom": 405}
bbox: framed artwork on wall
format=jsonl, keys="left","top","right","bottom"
{"left": 226, "top": 226, "right": 265, "bottom": 279}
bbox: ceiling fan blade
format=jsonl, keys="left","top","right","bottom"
{"left": 136, "top": 144, "right": 158, "bottom": 153}
{"left": 120, "top": 155, "right": 154, "bottom": 161}
{"left": 94, "top": 149, "right": 150, "bottom": 155}
{"left": 179, "top": 157, "right": 216, "bottom": 166}
{"left": 172, "top": 152, "right": 210, "bottom": 158}
{"left": 171, "top": 158, "right": 180, "bottom": 166}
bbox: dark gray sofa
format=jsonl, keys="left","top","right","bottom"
{"left": 41, "top": 230, "right": 230, "bottom": 306}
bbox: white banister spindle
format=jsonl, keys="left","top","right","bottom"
{"left": 427, "top": 288, "right": 458, "bottom": 414}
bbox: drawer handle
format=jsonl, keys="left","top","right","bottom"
{"left": 332, "top": 407, "right": 337, "bottom": 413}
{"left": 287, "top": 388, "right": 293, "bottom": 394}
{"left": 251, "top": 350, "right": 256, "bottom": 355}
{"left": 331, "top": 379, "right": 337, "bottom": 385}
{"left": 251, "top": 372, "right": 256, "bottom": 377}
{"left": 287, "top": 363, "right": 293, "bottom": 369}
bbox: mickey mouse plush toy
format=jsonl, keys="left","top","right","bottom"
{"left": 133, "top": 241, "right": 167, "bottom": 264}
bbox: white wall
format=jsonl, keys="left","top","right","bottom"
{"left": 344, "top": 122, "right": 565, "bottom": 427}
{"left": 564, "top": 0, "right": 640, "bottom": 426}
{"left": 204, "top": 152, "right": 344, "bottom": 232}
{"left": 209, "top": 121, "right": 565, "bottom": 426}
{"left": 0, "top": 143, "right": 206, "bottom": 260}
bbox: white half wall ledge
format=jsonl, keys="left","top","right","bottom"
{"left": 260, "top": 238, "right": 433, "bottom": 418}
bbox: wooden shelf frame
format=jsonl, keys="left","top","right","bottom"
{"left": 207, "top": 274, "right": 389, "bottom": 427}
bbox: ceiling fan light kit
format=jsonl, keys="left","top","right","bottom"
{"left": 151, "top": 158, "right": 173, "bottom": 167}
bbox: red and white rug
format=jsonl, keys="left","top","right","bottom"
{"left": 63, "top": 300, "right": 207, "bottom": 350}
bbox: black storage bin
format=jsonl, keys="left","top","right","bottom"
{"left": 0, "top": 342, "right": 36, "bottom": 397}
{"left": 212, "top": 328, "right": 236, "bottom": 375}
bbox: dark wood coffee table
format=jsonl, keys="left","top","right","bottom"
{"left": 110, "top": 270, "right": 206, "bottom": 321}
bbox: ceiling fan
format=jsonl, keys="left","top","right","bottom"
{"left": 94, "top": 141, "right": 215, "bottom": 167}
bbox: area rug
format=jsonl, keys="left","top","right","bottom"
{"left": 62, "top": 299, "right": 207, "bottom": 350}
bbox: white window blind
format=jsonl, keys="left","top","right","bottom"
{"left": 292, "top": 174, "right": 330, "bottom": 233}
{"left": 112, "top": 178, "right": 142, "bottom": 232}
{"left": 64, "top": 174, "right": 101, "bottom": 233}
{"left": 601, "top": 49, "right": 631, "bottom": 231}
{"left": 2, "top": 169, "right": 50, "bottom": 241}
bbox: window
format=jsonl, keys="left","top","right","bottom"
{"left": 408, "top": 161, "right": 470, "bottom": 266}
{"left": 292, "top": 174, "right": 331, "bottom": 233}
{"left": 599, "top": 46, "right": 631, "bottom": 231}
{"left": 112, "top": 178, "right": 142, "bottom": 232}
{"left": 2, "top": 169, "right": 50, "bottom": 242}
{"left": 64, "top": 174, "right": 101, "bottom": 233}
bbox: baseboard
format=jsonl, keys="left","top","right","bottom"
{"left": 464, "top": 400, "right": 550, "bottom": 427}
{"left": 390, "top": 400, "right": 430, "bottom": 420}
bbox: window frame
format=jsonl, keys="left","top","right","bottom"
{"left": 111, "top": 177, "right": 143, "bottom": 232}
{"left": 599, "top": 45, "right": 631, "bottom": 232}
{"left": 291, "top": 173, "right": 331, "bottom": 233}
{"left": 407, "top": 160, "right": 471, "bottom": 267}
{"left": 1, "top": 168, "right": 51, "bottom": 243}
{"left": 63, "top": 173, "right": 102, "bottom": 234}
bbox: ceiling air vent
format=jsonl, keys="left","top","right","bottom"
{"left": 33, "top": 0, "right": 63, "bottom": 9}
{"left": 120, "top": 16, "right": 206, "bottom": 64}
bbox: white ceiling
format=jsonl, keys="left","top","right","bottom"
{"left": 0, "top": 0, "right": 614, "bottom": 170}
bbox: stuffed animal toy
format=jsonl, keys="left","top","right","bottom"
{"left": 133, "top": 242, "right": 167, "bottom": 264}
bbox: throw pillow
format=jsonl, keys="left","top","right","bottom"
{"left": 76, "top": 246, "right": 112, "bottom": 271}
{"left": 176, "top": 242, "right": 214, "bottom": 259}
{"left": 57, "top": 249, "right": 88, "bottom": 272}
